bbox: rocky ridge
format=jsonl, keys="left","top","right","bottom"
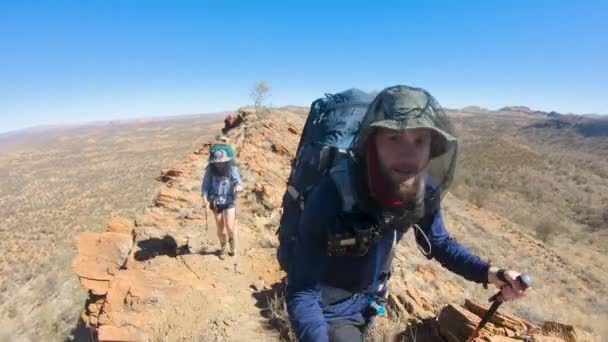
{"left": 72, "top": 108, "right": 598, "bottom": 341}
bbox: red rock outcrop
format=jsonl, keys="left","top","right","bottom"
{"left": 222, "top": 107, "right": 255, "bottom": 134}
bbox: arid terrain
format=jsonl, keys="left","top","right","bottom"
{"left": 1, "top": 104, "right": 606, "bottom": 341}
{"left": 450, "top": 107, "right": 608, "bottom": 249}
{"left": 0, "top": 114, "right": 224, "bottom": 341}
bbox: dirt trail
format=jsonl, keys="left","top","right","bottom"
{"left": 71, "top": 111, "right": 290, "bottom": 340}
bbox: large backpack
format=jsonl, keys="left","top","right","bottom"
{"left": 277, "top": 88, "right": 375, "bottom": 271}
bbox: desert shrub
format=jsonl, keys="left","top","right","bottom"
{"left": 7, "top": 304, "right": 18, "bottom": 319}
{"left": 586, "top": 208, "right": 607, "bottom": 231}
{"left": 44, "top": 273, "right": 59, "bottom": 294}
{"left": 572, "top": 174, "right": 586, "bottom": 185}
{"left": 469, "top": 188, "right": 489, "bottom": 208}
{"left": 267, "top": 289, "right": 296, "bottom": 341}
{"left": 535, "top": 218, "right": 565, "bottom": 243}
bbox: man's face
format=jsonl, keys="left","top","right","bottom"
{"left": 374, "top": 127, "right": 432, "bottom": 199}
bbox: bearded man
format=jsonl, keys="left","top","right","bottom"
{"left": 285, "top": 85, "right": 529, "bottom": 342}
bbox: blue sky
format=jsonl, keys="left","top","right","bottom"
{"left": 1, "top": 0, "right": 606, "bottom": 133}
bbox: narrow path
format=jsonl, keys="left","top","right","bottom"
{"left": 191, "top": 201, "right": 283, "bottom": 342}
{"left": 130, "top": 154, "right": 285, "bottom": 341}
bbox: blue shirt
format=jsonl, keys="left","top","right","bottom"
{"left": 201, "top": 165, "right": 242, "bottom": 206}
{"left": 286, "top": 176, "right": 489, "bottom": 342}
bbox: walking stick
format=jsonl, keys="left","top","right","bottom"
{"left": 467, "top": 272, "right": 532, "bottom": 341}
{"left": 204, "top": 201, "right": 209, "bottom": 233}
{"left": 232, "top": 184, "right": 241, "bottom": 274}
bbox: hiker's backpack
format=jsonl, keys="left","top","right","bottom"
{"left": 277, "top": 88, "right": 375, "bottom": 271}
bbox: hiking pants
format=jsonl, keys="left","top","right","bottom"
{"left": 327, "top": 319, "right": 369, "bottom": 342}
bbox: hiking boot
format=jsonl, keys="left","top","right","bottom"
{"left": 228, "top": 238, "right": 235, "bottom": 257}
{"left": 217, "top": 243, "right": 226, "bottom": 259}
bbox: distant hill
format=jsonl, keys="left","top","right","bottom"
{"left": 448, "top": 106, "right": 608, "bottom": 236}
{"left": 0, "top": 112, "right": 229, "bottom": 147}
{"left": 528, "top": 113, "right": 608, "bottom": 137}
{"left": 459, "top": 105, "right": 489, "bottom": 113}
{"left": 276, "top": 105, "right": 309, "bottom": 116}
{"left": 498, "top": 105, "right": 534, "bottom": 112}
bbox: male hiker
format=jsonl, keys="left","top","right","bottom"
{"left": 201, "top": 143, "right": 243, "bottom": 259}
{"left": 282, "top": 86, "right": 530, "bottom": 342}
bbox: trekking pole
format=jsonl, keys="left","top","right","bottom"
{"left": 204, "top": 201, "right": 209, "bottom": 233}
{"left": 467, "top": 272, "right": 532, "bottom": 342}
{"left": 233, "top": 186, "right": 239, "bottom": 274}
{"left": 233, "top": 254, "right": 238, "bottom": 274}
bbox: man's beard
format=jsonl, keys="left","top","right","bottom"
{"left": 375, "top": 159, "right": 427, "bottom": 228}
{"left": 378, "top": 161, "right": 426, "bottom": 203}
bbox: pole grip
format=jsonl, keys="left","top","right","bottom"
{"left": 490, "top": 271, "right": 532, "bottom": 302}
{"left": 497, "top": 270, "right": 533, "bottom": 289}
{"left": 517, "top": 273, "right": 533, "bottom": 290}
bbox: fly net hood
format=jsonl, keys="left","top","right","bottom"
{"left": 353, "top": 85, "right": 458, "bottom": 199}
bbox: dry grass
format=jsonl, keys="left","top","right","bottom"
{"left": 364, "top": 314, "right": 416, "bottom": 342}
{"left": 385, "top": 192, "right": 608, "bottom": 340}
{"left": 447, "top": 111, "right": 607, "bottom": 338}
{"left": 263, "top": 283, "right": 422, "bottom": 342}
{"left": 450, "top": 110, "right": 608, "bottom": 252}
{"left": 266, "top": 289, "right": 296, "bottom": 342}
{"left": 534, "top": 218, "right": 567, "bottom": 243}
{"left": 0, "top": 115, "right": 223, "bottom": 341}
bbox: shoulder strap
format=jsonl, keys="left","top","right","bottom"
{"left": 413, "top": 190, "right": 442, "bottom": 258}
{"left": 329, "top": 153, "right": 357, "bottom": 213}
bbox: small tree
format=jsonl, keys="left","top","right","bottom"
{"left": 250, "top": 80, "right": 271, "bottom": 114}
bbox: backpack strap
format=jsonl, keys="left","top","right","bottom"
{"left": 286, "top": 184, "right": 304, "bottom": 211}
{"left": 329, "top": 152, "right": 357, "bottom": 213}
{"left": 286, "top": 145, "right": 349, "bottom": 212}
{"left": 413, "top": 190, "right": 442, "bottom": 258}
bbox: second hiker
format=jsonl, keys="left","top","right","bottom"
{"left": 201, "top": 143, "right": 243, "bottom": 258}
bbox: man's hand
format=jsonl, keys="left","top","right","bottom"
{"left": 235, "top": 184, "right": 244, "bottom": 192}
{"left": 487, "top": 266, "right": 530, "bottom": 301}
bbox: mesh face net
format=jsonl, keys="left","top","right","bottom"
{"left": 209, "top": 160, "right": 234, "bottom": 177}
{"left": 424, "top": 98, "right": 457, "bottom": 200}
{"left": 354, "top": 85, "right": 458, "bottom": 201}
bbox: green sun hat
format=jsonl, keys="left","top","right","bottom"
{"left": 354, "top": 85, "right": 458, "bottom": 198}
{"left": 356, "top": 85, "right": 456, "bottom": 159}
{"left": 209, "top": 144, "right": 235, "bottom": 163}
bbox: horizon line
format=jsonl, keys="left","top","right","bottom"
{"left": 1, "top": 103, "right": 606, "bottom": 136}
